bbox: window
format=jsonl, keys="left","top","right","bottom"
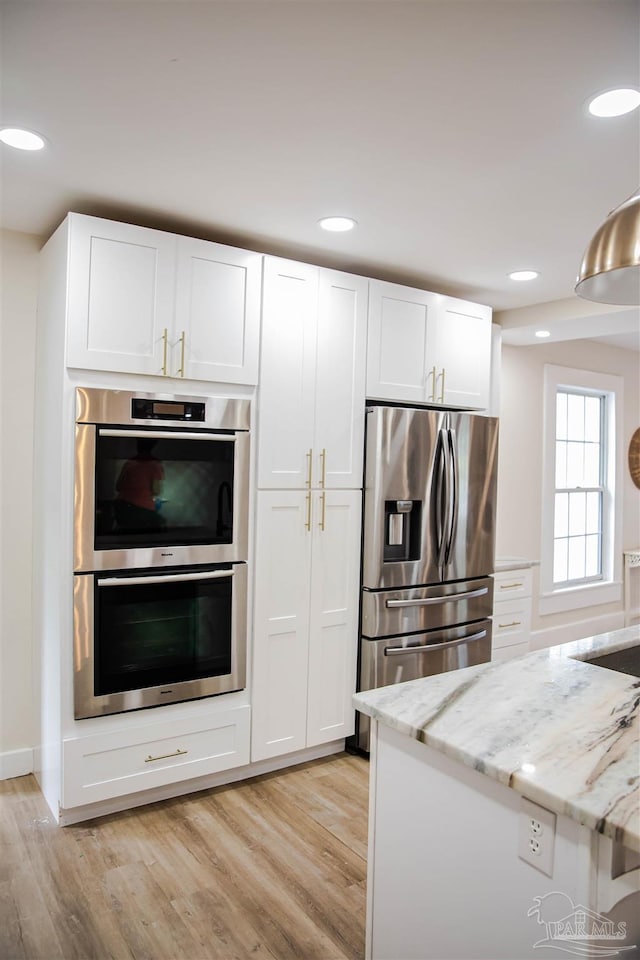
{"left": 540, "top": 365, "right": 622, "bottom": 615}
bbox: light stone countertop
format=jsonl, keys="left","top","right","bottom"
{"left": 494, "top": 556, "right": 539, "bottom": 571}
{"left": 353, "top": 626, "right": 640, "bottom": 851}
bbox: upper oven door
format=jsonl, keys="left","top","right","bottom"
{"left": 74, "top": 424, "right": 249, "bottom": 571}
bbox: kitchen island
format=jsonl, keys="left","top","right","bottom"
{"left": 354, "top": 627, "right": 640, "bottom": 960}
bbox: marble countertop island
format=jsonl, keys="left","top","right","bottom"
{"left": 354, "top": 626, "right": 640, "bottom": 852}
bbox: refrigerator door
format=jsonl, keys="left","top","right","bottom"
{"left": 361, "top": 406, "right": 498, "bottom": 589}
{"left": 442, "top": 412, "right": 499, "bottom": 583}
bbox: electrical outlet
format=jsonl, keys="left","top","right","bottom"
{"left": 518, "top": 797, "right": 556, "bottom": 877}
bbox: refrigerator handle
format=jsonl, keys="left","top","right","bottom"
{"left": 444, "top": 428, "right": 458, "bottom": 565}
{"left": 435, "top": 428, "right": 449, "bottom": 567}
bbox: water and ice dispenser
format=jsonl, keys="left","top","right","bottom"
{"left": 384, "top": 499, "right": 422, "bottom": 562}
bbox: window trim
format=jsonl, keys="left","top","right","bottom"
{"left": 540, "top": 364, "right": 623, "bottom": 616}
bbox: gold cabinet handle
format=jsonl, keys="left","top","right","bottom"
{"left": 319, "top": 448, "right": 326, "bottom": 488}
{"left": 437, "top": 367, "right": 446, "bottom": 403}
{"left": 306, "top": 448, "right": 313, "bottom": 488}
{"left": 145, "top": 748, "right": 187, "bottom": 763}
{"left": 319, "top": 491, "right": 326, "bottom": 531}
{"left": 161, "top": 328, "right": 169, "bottom": 376}
{"left": 499, "top": 582, "right": 524, "bottom": 590}
{"left": 175, "top": 331, "right": 186, "bottom": 378}
{"left": 305, "top": 491, "right": 312, "bottom": 531}
{"left": 497, "top": 621, "right": 522, "bottom": 629}
{"left": 427, "top": 365, "right": 437, "bottom": 402}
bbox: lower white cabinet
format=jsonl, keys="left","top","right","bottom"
{"left": 492, "top": 567, "right": 533, "bottom": 660}
{"left": 251, "top": 489, "right": 362, "bottom": 761}
{"left": 62, "top": 704, "right": 250, "bottom": 809}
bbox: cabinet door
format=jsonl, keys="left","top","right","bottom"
{"left": 306, "top": 490, "right": 362, "bottom": 747}
{"left": 174, "top": 238, "right": 261, "bottom": 384}
{"left": 66, "top": 214, "right": 176, "bottom": 375}
{"left": 251, "top": 491, "right": 312, "bottom": 761}
{"left": 428, "top": 297, "right": 492, "bottom": 409}
{"left": 257, "top": 258, "right": 318, "bottom": 488}
{"left": 314, "top": 270, "right": 368, "bottom": 489}
{"left": 366, "top": 280, "right": 438, "bottom": 404}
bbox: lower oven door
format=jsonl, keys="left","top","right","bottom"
{"left": 73, "top": 563, "right": 247, "bottom": 719}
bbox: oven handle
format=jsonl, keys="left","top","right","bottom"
{"left": 98, "top": 429, "right": 236, "bottom": 442}
{"left": 386, "top": 586, "right": 489, "bottom": 608}
{"left": 97, "top": 569, "right": 234, "bottom": 587}
{"left": 384, "top": 628, "right": 488, "bottom": 656}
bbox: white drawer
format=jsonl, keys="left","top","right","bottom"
{"left": 62, "top": 704, "right": 250, "bottom": 808}
{"left": 491, "top": 641, "right": 529, "bottom": 661}
{"left": 492, "top": 597, "right": 532, "bottom": 650}
{"left": 493, "top": 567, "right": 533, "bottom": 601}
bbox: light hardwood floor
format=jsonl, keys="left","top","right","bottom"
{"left": 0, "top": 752, "right": 369, "bottom": 960}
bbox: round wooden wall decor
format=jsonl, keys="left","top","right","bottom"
{"left": 629, "top": 428, "right": 640, "bottom": 489}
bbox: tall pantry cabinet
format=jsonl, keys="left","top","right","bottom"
{"left": 252, "top": 258, "right": 367, "bottom": 760}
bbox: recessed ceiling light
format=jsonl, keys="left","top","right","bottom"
{"left": 0, "top": 127, "right": 46, "bottom": 150}
{"left": 588, "top": 88, "right": 640, "bottom": 118}
{"left": 535, "top": 330, "right": 551, "bottom": 338}
{"left": 318, "top": 216, "right": 357, "bottom": 232}
{"left": 508, "top": 270, "right": 539, "bottom": 282}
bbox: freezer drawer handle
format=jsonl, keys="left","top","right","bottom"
{"left": 385, "top": 586, "right": 489, "bottom": 608}
{"left": 384, "top": 628, "right": 488, "bottom": 656}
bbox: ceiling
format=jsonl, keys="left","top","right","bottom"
{"left": 1, "top": 0, "right": 639, "bottom": 345}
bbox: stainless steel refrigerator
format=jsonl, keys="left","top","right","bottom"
{"left": 357, "top": 404, "right": 499, "bottom": 751}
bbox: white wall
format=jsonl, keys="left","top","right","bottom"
{"left": 0, "top": 229, "right": 42, "bottom": 777}
{"left": 496, "top": 338, "right": 640, "bottom": 648}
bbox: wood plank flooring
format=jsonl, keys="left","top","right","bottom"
{"left": 0, "top": 751, "right": 369, "bottom": 960}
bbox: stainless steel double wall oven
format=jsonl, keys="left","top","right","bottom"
{"left": 73, "top": 388, "right": 250, "bottom": 719}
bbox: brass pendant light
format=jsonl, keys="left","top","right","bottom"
{"left": 575, "top": 189, "right": 640, "bottom": 305}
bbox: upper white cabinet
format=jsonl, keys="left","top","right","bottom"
{"left": 64, "top": 214, "right": 261, "bottom": 384}
{"left": 257, "top": 257, "right": 368, "bottom": 489}
{"left": 366, "top": 280, "right": 492, "bottom": 409}
{"left": 174, "top": 237, "right": 261, "bottom": 384}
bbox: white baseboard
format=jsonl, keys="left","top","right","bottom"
{"left": 529, "top": 610, "right": 626, "bottom": 651}
{"left": 0, "top": 748, "right": 34, "bottom": 781}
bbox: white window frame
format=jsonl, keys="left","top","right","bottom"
{"left": 540, "top": 364, "right": 623, "bottom": 615}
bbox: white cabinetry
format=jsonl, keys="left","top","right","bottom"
{"left": 63, "top": 704, "right": 250, "bottom": 809}
{"left": 65, "top": 214, "right": 261, "bottom": 384}
{"left": 366, "top": 280, "right": 492, "bottom": 409}
{"left": 252, "top": 260, "right": 366, "bottom": 762}
{"left": 492, "top": 567, "right": 533, "bottom": 660}
{"left": 251, "top": 490, "right": 361, "bottom": 761}
{"left": 257, "top": 257, "right": 368, "bottom": 489}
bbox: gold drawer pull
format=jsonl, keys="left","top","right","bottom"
{"left": 498, "top": 620, "right": 521, "bottom": 629}
{"left": 145, "top": 748, "right": 188, "bottom": 763}
{"left": 499, "top": 582, "right": 524, "bottom": 590}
